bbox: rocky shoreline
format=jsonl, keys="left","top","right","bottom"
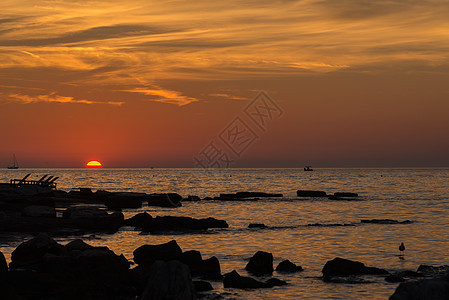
{"left": 0, "top": 184, "right": 445, "bottom": 299}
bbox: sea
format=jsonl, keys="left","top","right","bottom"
{"left": 1, "top": 168, "right": 449, "bottom": 299}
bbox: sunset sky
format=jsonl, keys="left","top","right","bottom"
{"left": 1, "top": 0, "right": 448, "bottom": 167}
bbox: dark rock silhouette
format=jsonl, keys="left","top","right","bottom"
{"left": 180, "top": 250, "right": 222, "bottom": 279}
{"left": 297, "top": 190, "right": 327, "bottom": 197}
{"left": 217, "top": 192, "right": 282, "bottom": 200}
{"left": 184, "top": 195, "right": 201, "bottom": 201}
{"left": 245, "top": 251, "right": 273, "bottom": 275}
{"left": 223, "top": 270, "right": 286, "bottom": 289}
{"left": 21, "top": 205, "right": 56, "bottom": 217}
{"left": 248, "top": 223, "right": 267, "bottom": 228}
{"left": 223, "top": 270, "right": 266, "bottom": 289}
{"left": 147, "top": 193, "right": 183, "bottom": 207}
{"left": 105, "top": 192, "right": 145, "bottom": 209}
{"left": 193, "top": 280, "right": 213, "bottom": 292}
{"left": 124, "top": 212, "right": 153, "bottom": 227}
{"left": 141, "top": 216, "right": 228, "bottom": 233}
{"left": 385, "top": 275, "right": 405, "bottom": 283}
{"left": 133, "top": 240, "right": 183, "bottom": 267}
{"left": 141, "top": 260, "right": 196, "bottom": 300}
{"left": 0, "top": 251, "right": 7, "bottom": 273}
{"left": 390, "top": 278, "right": 449, "bottom": 300}
{"left": 361, "top": 219, "right": 412, "bottom": 224}
{"left": 10, "top": 233, "right": 63, "bottom": 270}
{"left": 322, "top": 257, "right": 389, "bottom": 277}
{"left": 276, "top": 259, "right": 303, "bottom": 273}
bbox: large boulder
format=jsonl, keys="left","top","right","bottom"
{"left": 322, "top": 257, "right": 389, "bottom": 277}
{"left": 390, "top": 278, "right": 449, "bottom": 300}
{"left": 21, "top": 205, "right": 56, "bottom": 217}
{"left": 10, "top": 233, "right": 63, "bottom": 269}
{"left": 134, "top": 240, "right": 183, "bottom": 267}
{"left": 147, "top": 193, "right": 183, "bottom": 207}
{"left": 141, "top": 260, "right": 196, "bottom": 300}
{"left": 245, "top": 251, "right": 273, "bottom": 275}
{"left": 276, "top": 259, "right": 303, "bottom": 273}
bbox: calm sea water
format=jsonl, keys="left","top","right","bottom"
{"left": 1, "top": 168, "right": 449, "bottom": 299}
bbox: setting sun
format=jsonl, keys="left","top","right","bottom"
{"left": 86, "top": 160, "right": 102, "bottom": 168}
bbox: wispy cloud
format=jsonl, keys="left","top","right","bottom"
{"left": 123, "top": 87, "right": 198, "bottom": 106}
{"left": 209, "top": 93, "right": 248, "bottom": 100}
{"left": 9, "top": 93, "right": 124, "bottom": 106}
{"left": 1, "top": 0, "right": 449, "bottom": 105}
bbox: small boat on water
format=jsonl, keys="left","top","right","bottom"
{"left": 304, "top": 166, "right": 313, "bottom": 171}
{"left": 7, "top": 154, "right": 19, "bottom": 169}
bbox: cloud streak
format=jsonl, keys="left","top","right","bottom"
{"left": 1, "top": 0, "right": 449, "bottom": 105}
{"left": 9, "top": 93, "right": 124, "bottom": 106}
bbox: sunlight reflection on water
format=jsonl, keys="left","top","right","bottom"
{"left": 1, "top": 168, "right": 449, "bottom": 299}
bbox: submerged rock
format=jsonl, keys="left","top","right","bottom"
{"left": 141, "top": 260, "right": 195, "bottom": 300}
{"left": 245, "top": 251, "right": 273, "bottom": 275}
{"left": 361, "top": 219, "right": 412, "bottom": 224}
{"left": 276, "top": 260, "right": 303, "bottom": 273}
{"left": 248, "top": 223, "right": 267, "bottom": 228}
{"left": 322, "top": 257, "right": 389, "bottom": 277}
{"left": 297, "top": 190, "right": 327, "bottom": 197}
{"left": 217, "top": 192, "right": 283, "bottom": 200}
{"left": 333, "top": 192, "right": 358, "bottom": 197}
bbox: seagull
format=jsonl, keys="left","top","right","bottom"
{"left": 399, "top": 242, "right": 405, "bottom": 254}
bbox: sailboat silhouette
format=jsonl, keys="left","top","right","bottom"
{"left": 7, "top": 154, "right": 19, "bottom": 169}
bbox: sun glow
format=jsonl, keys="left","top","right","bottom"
{"left": 86, "top": 160, "right": 102, "bottom": 168}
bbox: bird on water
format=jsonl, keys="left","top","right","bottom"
{"left": 399, "top": 242, "right": 405, "bottom": 254}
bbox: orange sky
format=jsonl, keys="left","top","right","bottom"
{"left": 1, "top": 0, "right": 448, "bottom": 167}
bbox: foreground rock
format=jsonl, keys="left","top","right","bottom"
{"left": 390, "top": 278, "right": 449, "bottom": 300}
{"left": 134, "top": 240, "right": 183, "bottom": 267}
{"left": 141, "top": 260, "right": 196, "bottom": 300}
{"left": 141, "top": 216, "right": 228, "bottom": 233}
{"left": 124, "top": 212, "right": 153, "bottom": 227}
{"left": 0, "top": 250, "right": 7, "bottom": 273}
{"left": 322, "top": 257, "right": 389, "bottom": 277}
{"left": 223, "top": 270, "right": 286, "bottom": 289}
{"left": 180, "top": 250, "right": 222, "bottom": 279}
{"left": 297, "top": 190, "right": 327, "bottom": 197}
{"left": 245, "top": 251, "right": 273, "bottom": 275}
{"left": 6, "top": 234, "right": 133, "bottom": 299}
